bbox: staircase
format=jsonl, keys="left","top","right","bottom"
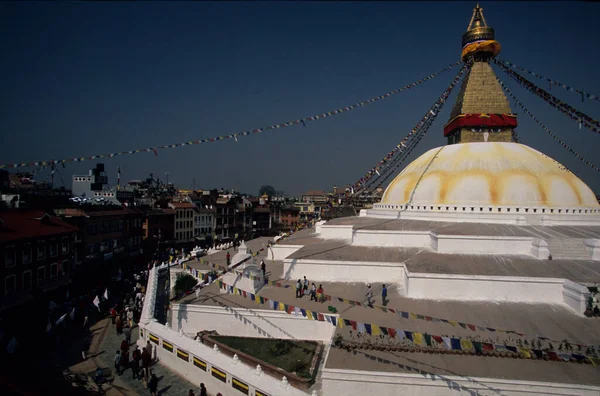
{"left": 546, "top": 239, "right": 591, "bottom": 260}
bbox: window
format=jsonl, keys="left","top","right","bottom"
{"left": 37, "top": 243, "right": 46, "bottom": 260}
{"left": 50, "top": 242, "right": 58, "bottom": 257}
{"left": 22, "top": 270, "right": 32, "bottom": 291}
{"left": 37, "top": 266, "right": 46, "bottom": 284}
{"left": 62, "top": 260, "right": 69, "bottom": 276}
{"left": 23, "top": 244, "right": 32, "bottom": 264}
{"left": 61, "top": 238, "right": 69, "bottom": 254}
{"left": 5, "top": 246, "right": 16, "bottom": 268}
{"left": 50, "top": 263, "right": 58, "bottom": 279}
{"left": 4, "top": 275, "right": 16, "bottom": 295}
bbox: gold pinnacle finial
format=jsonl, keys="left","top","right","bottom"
{"left": 461, "top": 3, "right": 500, "bottom": 61}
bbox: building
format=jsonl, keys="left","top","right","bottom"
{"left": 0, "top": 210, "right": 77, "bottom": 310}
{"left": 157, "top": 6, "right": 600, "bottom": 396}
{"left": 279, "top": 206, "right": 300, "bottom": 230}
{"left": 169, "top": 202, "right": 196, "bottom": 244}
{"left": 72, "top": 163, "right": 134, "bottom": 205}
{"left": 194, "top": 206, "right": 215, "bottom": 242}
{"left": 301, "top": 190, "right": 329, "bottom": 204}
{"left": 215, "top": 197, "right": 236, "bottom": 239}
{"left": 54, "top": 206, "right": 145, "bottom": 272}
{"left": 294, "top": 201, "right": 323, "bottom": 221}
{"left": 142, "top": 208, "right": 176, "bottom": 251}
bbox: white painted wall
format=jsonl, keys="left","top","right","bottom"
{"left": 319, "top": 225, "right": 353, "bottom": 240}
{"left": 432, "top": 234, "right": 533, "bottom": 255}
{"left": 271, "top": 244, "right": 303, "bottom": 260}
{"left": 139, "top": 321, "right": 309, "bottom": 396}
{"left": 352, "top": 230, "right": 430, "bottom": 247}
{"left": 407, "top": 272, "right": 565, "bottom": 304}
{"left": 563, "top": 279, "right": 590, "bottom": 313}
{"left": 321, "top": 368, "right": 600, "bottom": 396}
{"left": 171, "top": 304, "right": 336, "bottom": 342}
{"left": 283, "top": 259, "right": 406, "bottom": 284}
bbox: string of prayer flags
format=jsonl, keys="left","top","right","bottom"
{"left": 494, "top": 59, "right": 600, "bottom": 134}
{"left": 216, "top": 279, "right": 596, "bottom": 364}
{"left": 497, "top": 77, "right": 600, "bottom": 172}
{"left": 497, "top": 58, "right": 600, "bottom": 104}
{"left": 350, "top": 62, "right": 470, "bottom": 193}
{"left": 0, "top": 62, "right": 461, "bottom": 170}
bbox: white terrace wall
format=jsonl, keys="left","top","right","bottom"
{"left": 321, "top": 368, "right": 600, "bottom": 396}
{"left": 171, "top": 303, "right": 336, "bottom": 342}
{"left": 139, "top": 320, "right": 309, "bottom": 396}
{"left": 283, "top": 259, "right": 407, "bottom": 285}
{"left": 271, "top": 244, "right": 303, "bottom": 261}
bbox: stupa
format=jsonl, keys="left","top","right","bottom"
{"left": 166, "top": 5, "right": 600, "bottom": 396}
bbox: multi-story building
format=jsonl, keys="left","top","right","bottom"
{"left": 215, "top": 197, "right": 236, "bottom": 239}
{"left": 0, "top": 210, "right": 77, "bottom": 309}
{"left": 72, "top": 163, "right": 134, "bottom": 205}
{"left": 55, "top": 206, "right": 145, "bottom": 273}
{"left": 301, "top": 190, "right": 329, "bottom": 204}
{"left": 235, "top": 197, "right": 253, "bottom": 239}
{"left": 169, "top": 202, "right": 196, "bottom": 243}
{"left": 142, "top": 208, "right": 176, "bottom": 252}
{"left": 294, "top": 201, "right": 323, "bottom": 221}
{"left": 252, "top": 207, "right": 273, "bottom": 237}
{"left": 194, "top": 206, "right": 215, "bottom": 240}
{"left": 279, "top": 206, "right": 300, "bottom": 230}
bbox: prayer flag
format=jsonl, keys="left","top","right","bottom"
{"left": 69, "top": 308, "right": 75, "bottom": 320}
{"left": 371, "top": 324, "right": 381, "bottom": 336}
{"left": 56, "top": 314, "right": 67, "bottom": 325}
{"left": 103, "top": 288, "right": 108, "bottom": 300}
{"left": 460, "top": 339, "right": 473, "bottom": 351}
{"left": 413, "top": 332, "right": 424, "bottom": 346}
{"left": 364, "top": 324, "right": 372, "bottom": 335}
{"left": 93, "top": 296, "right": 100, "bottom": 310}
{"left": 387, "top": 328, "right": 396, "bottom": 338}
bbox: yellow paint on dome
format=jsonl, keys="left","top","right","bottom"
{"left": 380, "top": 142, "right": 600, "bottom": 209}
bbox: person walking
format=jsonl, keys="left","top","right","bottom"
{"left": 310, "top": 283, "right": 317, "bottom": 301}
{"left": 317, "top": 284, "right": 325, "bottom": 303}
{"left": 260, "top": 260, "right": 266, "bottom": 280}
{"left": 188, "top": 390, "right": 195, "bottom": 396}
{"left": 114, "top": 350, "right": 122, "bottom": 376}
{"left": 296, "top": 279, "right": 302, "bottom": 298}
{"left": 148, "top": 373, "right": 158, "bottom": 396}
{"left": 127, "top": 308, "right": 134, "bottom": 328}
{"left": 381, "top": 284, "right": 388, "bottom": 306}
{"left": 131, "top": 345, "right": 141, "bottom": 379}
{"left": 120, "top": 338, "right": 130, "bottom": 356}
{"left": 226, "top": 252, "right": 231, "bottom": 266}
{"left": 141, "top": 346, "right": 151, "bottom": 382}
{"left": 303, "top": 276, "right": 309, "bottom": 295}
{"left": 124, "top": 326, "right": 132, "bottom": 346}
{"left": 115, "top": 315, "right": 123, "bottom": 335}
{"left": 199, "top": 383, "right": 208, "bottom": 396}
{"left": 366, "top": 284, "right": 373, "bottom": 306}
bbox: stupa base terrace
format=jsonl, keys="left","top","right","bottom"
{"left": 160, "top": 232, "right": 600, "bottom": 396}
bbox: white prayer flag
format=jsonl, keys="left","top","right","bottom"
{"left": 103, "top": 288, "right": 108, "bottom": 300}
{"left": 69, "top": 308, "right": 75, "bottom": 320}
{"left": 93, "top": 295, "right": 101, "bottom": 310}
{"left": 55, "top": 314, "right": 67, "bottom": 325}
{"left": 46, "top": 321, "right": 52, "bottom": 333}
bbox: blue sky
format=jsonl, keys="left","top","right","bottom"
{"left": 1, "top": 1, "right": 599, "bottom": 196}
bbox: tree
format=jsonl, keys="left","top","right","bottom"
{"left": 174, "top": 273, "right": 198, "bottom": 296}
{"left": 258, "top": 185, "right": 276, "bottom": 197}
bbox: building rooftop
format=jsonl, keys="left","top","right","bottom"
{"left": 169, "top": 202, "right": 196, "bottom": 209}
{"left": 303, "top": 190, "right": 327, "bottom": 196}
{"left": 0, "top": 210, "right": 77, "bottom": 242}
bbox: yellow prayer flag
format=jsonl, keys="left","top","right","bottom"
{"left": 410, "top": 313, "right": 418, "bottom": 319}
{"left": 413, "top": 332, "right": 424, "bottom": 346}
{"left": 460, "top": 339, "right": 473, "bottom": 351}
{"left": 518, "top": 347, "right": 531, "bottom": 358}
{"left": 278, "top": 302, "right": 285, "bottom": 311}
{"left": 448, "top": 320, "right": 458, "bottom": 327}
{"left": 337, "top": 319, "right": 345, "bottom": 328}
{"left": 306, "top": 310, "right": 313, "bottom": 320}
{"left": 371, "top": 324, "right": 381, "bottom": 336}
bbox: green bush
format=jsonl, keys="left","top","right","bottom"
{"left": 174, "top": 273, "right": 198, "bottom": 295}
{"left": 270, "top": 340, "right": 291, "bottom": 356}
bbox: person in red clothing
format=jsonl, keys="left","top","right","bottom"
{"left": 110, "top": 307, "right": 117, "bottom": 324}
{"left": 120, "top": 338, "right": 129, "bottom": 355}
{"left": 226, "top": 251, "right": 231, "bottom": 266}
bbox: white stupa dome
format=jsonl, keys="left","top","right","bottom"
{"left": 379, "top": 142, "right": 599, "bottom": 211}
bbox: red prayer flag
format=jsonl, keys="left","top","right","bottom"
{"left": 387, "top": 328, "right": 396, "bottom": 338}
{"left": 317, "top": 313, "right": 325, "bottom": 321}
{"left": 350, "top": 320, "right": 357, "bottom": 331}
{"left": 482, "top": 343, "right": 494, "bottom": 351}
{"left": 467, "top": 324, "right": 476, "bottom": 331}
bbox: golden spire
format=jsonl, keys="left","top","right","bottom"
{"left": 461, "top": 3, "right": 501, "bottom": 61}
